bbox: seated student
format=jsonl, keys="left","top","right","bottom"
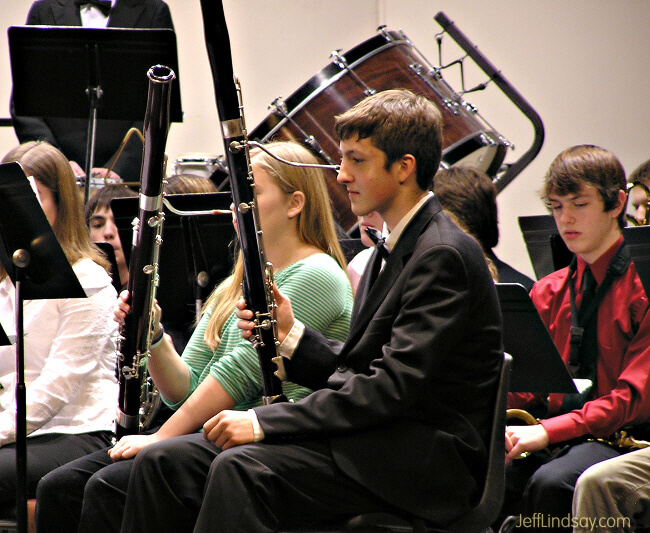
{"left": 434, "top": 165, "right": 535, "bottom": 290}
{"left": 502, "top": 145, "right": 650, "bottom": 532}
{"left": 0, "top": 141, "right": 118, "bottom": 516}
{"left": 164, "top": 173, "right": 219, "bottom": 195}
{"left": 85, "top": 184, "right": 138, "bottom": 289}
{"left": 118, "top": 89, "right": 503, "bottom": 533}
{"left": 34, "top": 141, "right": 353, "bottom": 533}
{"left": 346, "top": 211, "right": 384, "bottom": 293}
{"left": 626, "top": 157, "right": 650, "bottom": 226}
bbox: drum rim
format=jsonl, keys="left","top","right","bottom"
{"left": 251, "top": 30, "right": 407, "bottom": 141}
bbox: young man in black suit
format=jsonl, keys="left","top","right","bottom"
{"left": 119, "top": 89, "right": 504, "bottom": 533}
{"left": 10, "top": 0, "right": 174, "bottom": 183}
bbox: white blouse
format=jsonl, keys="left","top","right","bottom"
{"left": 0, "top": 258, "right": 118, "bottom": 446}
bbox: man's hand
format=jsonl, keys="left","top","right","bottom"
{"left": 203, "top": 411, "right": 255, "bottom": 450}
{"left": 505, "top": 424, "right": 550, "bottom": 466}
{"left": 236, "top": 283, "right": 295, "bottom": 344}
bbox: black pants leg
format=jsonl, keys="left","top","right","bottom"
{"left": 120, "top": 433, "right": 388, "bottom": 533}
{"left": 120, "top": 433, "right": 221, "bottom": 533}
{"left": 78, "top": 456, "right": 136, "bottom": 533}
{"left": 504, "top": 441, "right": 622, "bottom": 532}
{"left": 0, "top": 432, "right": 112, "bottom": 514}
{"left": 194, "top": 438, "right": 388, "bottom": 533}
{"left": 36, "top": 447, "right": 113, "bottom": 533}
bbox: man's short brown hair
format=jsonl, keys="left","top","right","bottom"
{"left": 334, "top": 89, "right": 443, "bottom": 191}
{"left": 543, "top": 145, "right": 626, "bottom": 228}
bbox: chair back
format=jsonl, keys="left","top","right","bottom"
{"left": 445, "top": 352, "right": 512, "bottom": 532}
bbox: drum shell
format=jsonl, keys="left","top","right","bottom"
{"left": 251, "top": 31, "right": 507, "bottom": 231}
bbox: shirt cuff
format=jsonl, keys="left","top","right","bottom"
{"left": 248, "top": 409, "right": 265, "bottom": 442}
{"left": 272, "top": 319, "right": 305, "bottom": 381}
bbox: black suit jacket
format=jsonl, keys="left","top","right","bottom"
{"left": 10, "top": 0, "right": 174, "bottom": 182}
{"left": 254, "top": 196, "right": 503, "bottom": 525}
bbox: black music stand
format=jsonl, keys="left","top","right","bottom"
{"left": 519, "top": 215, "right": 573, "bottom": 280}
{"left": 623, "top": 225, "right": 650, "bottom": 298}
{"left": 0, "top": 163, "right": 85, "bottom": 533}
{"left": 111, "top": 193, "right": 236, "bottom": 350}
{"left": 496, "top": 283, "right": 576, "bottom": 394}
{"left": 8, "top": 26, "right": 183, "bottom": 202}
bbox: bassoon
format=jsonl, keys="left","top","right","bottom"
{"left": 115, "top": 65, "right": 175, "bottom": 438}
{"left": 199, "top": 0, "right": 286, "bottom": 404}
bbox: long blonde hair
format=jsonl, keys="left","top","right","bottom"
{"left": 203, "top": 141, "right": 346, "bottom": 349}
{"left": 1, "top": 141, "right": 109, "bottom": 276}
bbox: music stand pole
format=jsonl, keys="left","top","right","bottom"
{"left": 13, "top": 250, "right": 29, "bottom": 533}
{"left": 83, "top": 43, "right": 103, "bottom": 203}
{"left": 0, "top": 162, "right": 87, "bottom": 533}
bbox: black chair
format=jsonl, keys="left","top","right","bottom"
{"left": 282, "top": 352, "right": 513, "bottom": 533}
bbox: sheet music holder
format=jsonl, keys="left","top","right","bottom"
{"left": 111, "top": 192, "right": 236, "bottom": 349}
{"left": 623, "top": 225, "right": 650, "bottom": 297}
{"left": 0, "top": 162, "right": 86, "bottom": 533}
{"left": 8, "top": 26, "right": 183, "bottom": 200}
{"left": 496, "top": 283, "right": 576, "bottom": 394}
{"left": 519, "top": 214, "right": 573, "bottom": 279}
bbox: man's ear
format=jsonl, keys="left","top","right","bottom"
{"left": 396, "top": 154, "right": 417, "bottom": 184}
{"left": 612, "top": 189, "right": 627, "bottom": 219}
{"left": 287, "top": 190, "right": 306, "bottom": 219}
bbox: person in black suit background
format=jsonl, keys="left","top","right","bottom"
{"left": 117, "top": 88, "right": 504, "bottom": 533}
{"left": 10, "top": 0, "right": 174, "bottom": 184}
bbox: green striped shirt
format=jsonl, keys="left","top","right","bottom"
{"left": 162, "top": 253, "right": 352, "bottom": 411}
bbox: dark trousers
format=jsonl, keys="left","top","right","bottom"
{"left": 0, "top": 431, "right": 112, "bottom": 516}
{"left": 120, "top": 433, "right": 389, "bottom": 533}
{"left": 35, "top": 412, "right": 171, "bottom": 533}
{"left": 35, "top": 446, "right": 135, "bottom": 533}
{"left": 503, "top": 441, "right": 622, "bottom": 532}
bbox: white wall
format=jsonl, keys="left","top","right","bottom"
{"left": 1, "top": 0, "right": 649, "bottom": 279}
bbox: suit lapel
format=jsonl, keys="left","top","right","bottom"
{"left": 53, "top": 0, "right": 83, "bottom": 25}
{"left": 346, "top": 197, "right": 440, "bottom": 346}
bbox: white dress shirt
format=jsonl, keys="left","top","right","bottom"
{"left": 0, "top": 258, "right": 118, "bottom": 446}
{"left": 79, "top": 0, "right": 116, "bottom": 28}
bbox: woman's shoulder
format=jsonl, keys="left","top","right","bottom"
{"left": 72, "top": 257, "right": 114, "bottom": 295}
{"left": 278, "top": 253, "right": 348, "bottom": 283}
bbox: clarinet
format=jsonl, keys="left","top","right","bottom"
{"left": 115, "top": 65, "right": 175, "bottom": 438}
{"left": 199, "top": 0, "right": 286, "bottom": 404}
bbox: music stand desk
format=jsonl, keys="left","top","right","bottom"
{"left": 8, "top": 26, "right": 183, "bottom": 200}
{"left": 9, "top": 26, "right": 182, "bottom": 122}
{"left": 519, "top": 215, "right": 573, "bottom": 280}
{"left": 496, "top": 283, "right": 576, "bottom": 394}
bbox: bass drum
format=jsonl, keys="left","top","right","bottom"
{"left": 251, "top": 28, "right": 508, "bottom": 232}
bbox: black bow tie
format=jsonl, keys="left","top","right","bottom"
{"left": 365, "top": 227, "right": 390, "bottom": 259}
{"left": 75, "top": 0, "right": 112, "bottom": 16}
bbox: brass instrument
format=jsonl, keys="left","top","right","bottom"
{"left": 115, "top": 65, "right": 175, "bottom": 438}
{"left": 626, "top": 181, "right": 650, "bottom": 226}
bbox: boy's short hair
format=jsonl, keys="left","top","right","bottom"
{"left": 334, "top": 89, "right": 443, "bottom": 191}
{"left": 543, "top": 144, "right": 627, "bottom": 228}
